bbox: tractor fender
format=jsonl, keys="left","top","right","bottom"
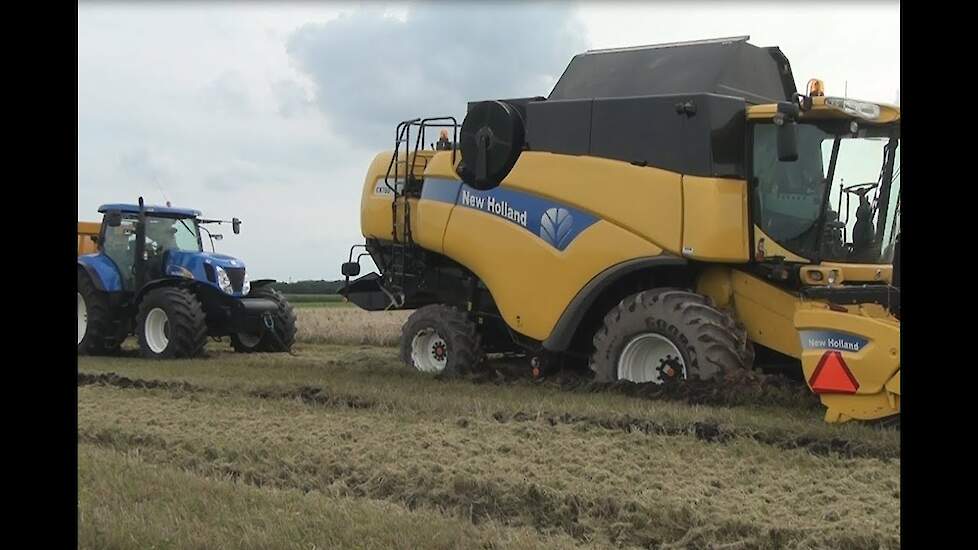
{"left": 542, "top": 255, "right": 687, "bottom": 351}
{"left": 134, "top": 278, "right": 196, "bottom": 305}
{"left": 250, "top": 279, "right": 276, "bottom": 289}
{"left": 78, "top": 255, "right": 123, "bottom": 292}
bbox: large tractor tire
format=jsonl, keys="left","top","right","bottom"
{"left": 590, "top": 289, "right": 752, "bottom": 384}
{"left": 77, "top": 270, "right": 121, "bottom": 355}
{"left": 136, "top": 286, "right": 208, "bottom": 359}
{"left": 230, "top": 287, "right": 297, "bottom": 353}
{"left": 399, "top": 304, "right": 484, "bottom": 377}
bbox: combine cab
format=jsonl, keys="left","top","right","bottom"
{"left": 341, "top": 36, "right": 900, "bottom": 423}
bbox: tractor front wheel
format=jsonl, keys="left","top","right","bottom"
{"left": 230, "top": 287, "right": 297, "bottom": 353}
{"left": 137, "top": 286, "right": 208, "bottom": 359}
{"left": 78, "top": 270, "right": 121, "bottom": 355}
{"left": 399, "top": 304, "right": 483, "bottom": 377}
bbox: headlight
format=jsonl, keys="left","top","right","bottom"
{"left": 215, "top": 266, "right": 233, "bottom": 294}
{"left": 242, "top": 273, "right": 251, "bottom": 295}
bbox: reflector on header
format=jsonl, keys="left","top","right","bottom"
{"left": 809, "top": 351, "right": 860, "bottom": 394}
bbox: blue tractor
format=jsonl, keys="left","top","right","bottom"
{"left": 77, "top": 198, "right": 297, "bottom": 358}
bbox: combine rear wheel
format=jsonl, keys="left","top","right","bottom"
{"left": 78, "top": 270, "right": 120, "bottom": 355}
{"left": 399, "top": 304, "right": 483, "bottom": 376}
{"left": 590, "top": 289, "right": 751, "bottom": 384}
{"left": 230, "top": 287, "right": 297, "bottom": 353}
{"left": 137, "top": 286, "right": 208, "bottom": 359}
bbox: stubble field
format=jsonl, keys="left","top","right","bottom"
{"left": 77, "top": 304, "right": 899, "bottom": 549}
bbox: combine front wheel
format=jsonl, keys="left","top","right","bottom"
{"left": 399, "top": 305, "right": 483, "bottom": 377}
{"left": 590, "top": 289, "right": 750, "bottom": 384}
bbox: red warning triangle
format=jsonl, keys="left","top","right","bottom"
{"left": 809, "top": 351, "right": 860, "bottom": 394}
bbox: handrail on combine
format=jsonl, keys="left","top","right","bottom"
{"left": 381, "top": 116, "right": 459, "bottom": 302}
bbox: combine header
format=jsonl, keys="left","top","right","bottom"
{"left": 341, "top": 36, "right": 900, "bottom": 423}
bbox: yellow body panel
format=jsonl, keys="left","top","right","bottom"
{"left": 753, "top": 226, "right": 810, "bottom": 263}
{"left": 500, "top": 152, "right": 684, "bottom": 255}
{"left": 681, "top": 176, "right": 749, "bottom": 262}
{"left": 78, "top": 221, "right": 101, "bottom": 256}
{"left": 729, "top": 270, "right": 804, "bottom": 357}
{"left": 443, "top": 213, "right": 663, "bottom": 340}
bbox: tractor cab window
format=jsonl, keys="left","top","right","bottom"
{"left": 101, "top": 215, "right": 139, "bottom": 290}
{"left": 144, "top": 216, "right": 202, "bottom": 256}
{"left": 752, "top": 121, "right": 900, "bottom": 264}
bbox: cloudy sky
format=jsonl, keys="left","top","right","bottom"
{"left": 78, "top": 1, "right": 899, "bottom": 281}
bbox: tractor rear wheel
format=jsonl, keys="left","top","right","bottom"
{"left": 77, "top": 270, "right": 121, "bottom": 355}
{"left": 230, "top": 287, "right": 297, "bottom": 353}
{"left": 137, "top": 286, "right": 208, "bottom": 359}
{"left": 590, "top": 289, "right": 751, "bottom": 384}
{"left": 399, "top": 304, "right": 483, "bottom": 377}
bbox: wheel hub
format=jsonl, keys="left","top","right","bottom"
{"left": 144, "top": 307, "right": 171, "bottom": 354}
{"left": 411, "top": 328, "right": 448, "bottom": 373}
{"left": 617, "top": 333, "right": 687, "bottom": 384}
{"left": 77, "top": 292, "right": 87, "bottom": 346}
{"left": 237, "top": 332, "right": 262, "bottom": 348}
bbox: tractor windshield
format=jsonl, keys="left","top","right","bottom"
{"left": 752, "top": 120, "right": 900, "bottom": 264}
{"left": 144, "top": 215, "right": 202, "bottom": 254}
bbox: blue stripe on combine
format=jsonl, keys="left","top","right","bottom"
{"left": 420, "top": 177, "right": 598, "bottom": 251}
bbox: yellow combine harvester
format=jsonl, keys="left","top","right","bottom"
{"left": 341, "top": 36, "right": 900, "bottom": 423}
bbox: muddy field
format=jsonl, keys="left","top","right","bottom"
{"left": 78, "top": 309, "right": 899, "bottom": 549}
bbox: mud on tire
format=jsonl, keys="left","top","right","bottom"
{"left": 590, "top": 288, "right": 752, "bottom": 383}
{"left": 230, "top": 287, "right": 297, "bottom": 353}
{"left": 399, "top": 304, "right": 484, "bottom": 377}
{"left": 137, "top": 286, "right": 208, "bottom": 359}
{"left": 78, "top": 270, "right": 121, "bottom": 355}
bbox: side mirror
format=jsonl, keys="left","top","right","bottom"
{"left": 777, "top": 120, "right": 799, "bottom": 162}
{"left": 232, "top": 218, "right": 241, "bottom": 235}
{"left": 775, "top": 102, "right": 800, "bottom": 162}
{"left": 105, "top": 211, "right": 123, "bottom": 227}
{"left": 341, "top": 262, "right": 361, "bottom": 277}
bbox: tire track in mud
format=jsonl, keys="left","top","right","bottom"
{"left": 78, "top": 430, "right": 891, "bottom": 550}
{"left": 78, "top": 372, "right": 377, "bottom": 410}
{"left": 79, "top": 371, "right": 897, "bottom": 461}
{"left": 467, "top": 364, "right": 823, "bottom": 411}
{"left": 484, "top": 411, "right": 898, "bottom": 461}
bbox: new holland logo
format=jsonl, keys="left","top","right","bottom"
{"left": 540, "top": 208, "right": 574, "bottom": 249}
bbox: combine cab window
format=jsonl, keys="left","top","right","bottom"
{"left": 752, "top": 122, "right": 900, "bottom": 264}
{"left": 752, "top": 124, "right": 831, "bottom": 258}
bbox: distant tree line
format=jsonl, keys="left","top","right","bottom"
{"left": 270, "top": 280, "right": 345, "bottom": 294}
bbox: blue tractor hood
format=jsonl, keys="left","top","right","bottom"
{"left": 165, "top": 250, "right": 249, "bottom": 296}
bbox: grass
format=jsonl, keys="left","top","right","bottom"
{"left": 80, "top": 445, "right": 580, "bottom": 550}
{"left": 78, "top": 342, "right": 900, "bottom": 549}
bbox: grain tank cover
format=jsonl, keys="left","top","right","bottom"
{"left": 549, "top": 36, "right": 796, "bottom": 105}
